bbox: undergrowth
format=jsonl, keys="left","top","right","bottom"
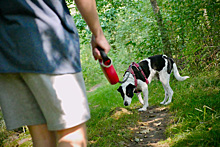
{"left": 165, "top": 70, "right": 220, "bottom": 147}
{"left": 85, "top": 69, "right": 219, "bottom": 147}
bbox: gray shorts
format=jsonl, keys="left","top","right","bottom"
{"left": 0, "top": 72, "right": 90, "bottom": 131}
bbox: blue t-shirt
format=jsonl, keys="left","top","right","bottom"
{"left": 0, "top": 0, "right": 81, "bottom": 74}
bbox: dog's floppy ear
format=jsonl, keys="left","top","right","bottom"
{"left": 127, "top": 84, "right": 136, "bottom": 90}
{"left": 117, "top": 86, "right": 123, "bottom": 93}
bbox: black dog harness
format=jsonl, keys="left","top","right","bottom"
{"left": 126, "top": 62, "right": 149, "bottom": 87}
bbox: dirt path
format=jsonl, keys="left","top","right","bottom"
{"left": 128, "top": 105, "right": 171, "bottom": 147}
{"left": 88, "top": 84, "right": 171, "bottom": 146}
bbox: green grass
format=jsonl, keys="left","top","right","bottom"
{"left": 85, "top": 69, "right": 220, "bottom": 146}
{"left": 86, "top": 83, "right": 141, "bottom": 146}
{"left": 0, "top": 70, "right": 219, "bottom": 146}
{"left": 165, "top": 70, "right": 220, "bottom": 147}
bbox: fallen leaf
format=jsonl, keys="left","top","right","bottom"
{"left": 149, "top": 115, "right": 156, "bottom": 118}
{"left": 140, "top": 126, "right": 147, "bottom": 129}
{"left": 135, "top": 137, "right": 140, "bottom": 142}
{"left": 149, "top": 110, "right": 154, "bottom": 113}
{"left": 140, "top": 129, "right": 150, "bottom": 134}
{"left": 154, "top": 122, "right": 161, "bottom": 126}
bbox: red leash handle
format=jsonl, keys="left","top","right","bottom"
{"left": 97, "top": 46, "right": 119, "bottom": 85}
{"left": 97, "top": 47, "right": 111, "bottom": 66}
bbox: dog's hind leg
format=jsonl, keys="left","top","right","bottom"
{"left": 165, "top": 86, "right": 173, "bottom": 105}
{"left": 161, "top": 83, "right": 173, "bottom": 105}
{"left": 136, "top": 92, "right": 144, "bottom": 105}
{"left": 159, "top": 72, "right": 173, "bottom": 105}
{"left": 160, "top": 83, "right": 169, "bottom": 105}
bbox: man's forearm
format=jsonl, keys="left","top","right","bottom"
{"left": 74, "top": 0, "right": 103, "bottom": 37}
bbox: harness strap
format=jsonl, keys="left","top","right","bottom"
{"left": 127, "top": 62, "right": 149, "bottom": 87}
{"left": 131, "top": 62, "right": 149, "bottom": 85}
{"left": 124, "top": 62, "right": 149, "bottom": 87}
{"left": 129, "top": 65, "right": 138, "bottom": 86}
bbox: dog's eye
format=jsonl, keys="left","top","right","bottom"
{"left": 126, "top": 92, "right": 134, "bottom": 98}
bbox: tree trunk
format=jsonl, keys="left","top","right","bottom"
{"left": 150, "top": 0, "right": 172, "bottom": 57}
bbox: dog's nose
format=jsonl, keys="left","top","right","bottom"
{"left": 124, "top": 101, "right": 128, "bottom": 106}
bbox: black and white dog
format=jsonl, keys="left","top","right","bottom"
{"left": 117, "top": 55, "right": 189, "bottom": 111}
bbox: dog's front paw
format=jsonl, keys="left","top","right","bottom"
{"left": 160, "top": 101, "right": 166, "bottom": 105}
{"left": 164, "top": 101, "right": 171, "bottom": 105}
{"left": 138, "top": 108, "right": 147, "bottom": 112}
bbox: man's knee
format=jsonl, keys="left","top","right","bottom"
{"left": 56, "top": 123, "right": 87, "bottom": 147}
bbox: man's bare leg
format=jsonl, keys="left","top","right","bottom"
{"left": 56, "top": 123, "right": 87, "bottom": 147}
{"left": 28, "top": 124, "right": 56, "bottom": 147}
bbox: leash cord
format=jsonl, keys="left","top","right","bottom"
{"left": 118, "top": 72, "right": 131, "bottom": 84}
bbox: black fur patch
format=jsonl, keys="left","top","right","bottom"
{"left": 139, "top": 60, "right": 150, "bottom": 78}
{"left": 117, "top": 86, "right": 124, "bottom": 100}
{"left": 131, "top": 66, "right": 145, "bottom": 82}
{"left": 148, "top": 55, "right": 165, "bottom": 71}
{"left": 163, "top": 56, "right": 174, "bottom": 74}
{"left": 126, "top": 84, "right": 136, "bottom": 98}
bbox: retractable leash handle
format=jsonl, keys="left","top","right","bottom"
{"left": 97, "top": 47, "right": 119, "bottom": 85}
{"left": 98, "top": 47, "right": 111, "bottom": 67}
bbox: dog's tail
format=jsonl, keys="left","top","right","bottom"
{"left": 173, "top": 63, "right": 190, "bottom": 81}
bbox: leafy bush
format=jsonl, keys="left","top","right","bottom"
{"left": 67, "top": 0, "right": 219, "bottom": 88}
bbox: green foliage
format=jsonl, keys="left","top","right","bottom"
{"left": 161, "top": 0, "right": 219, "bottom": 71}
{"left": 0, "top": 113, "right": 11, "bottom": 147}
{"left": 0, "top": 114, "right": 32, "bottom": 147}
{"left": 166, "top": 71, "right": 220, "bottom": 146}
{"left": 68, "top": 0, "right": 219, "bottom": 87}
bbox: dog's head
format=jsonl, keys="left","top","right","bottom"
{"left": 117, "top": 83, "right": 136, "bottom": 106}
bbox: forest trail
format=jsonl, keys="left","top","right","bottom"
{"left": 88, "top": 84, "right": 172, "bottom": 146}
{"left": 127, "top": 105, "right": 171, "bottom": 147}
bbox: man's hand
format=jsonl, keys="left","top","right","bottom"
{"left": 91, "top": 34, "right": 110, "bottom": 60}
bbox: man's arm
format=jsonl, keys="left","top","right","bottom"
{"left": 74, "top": 0, "right": 110, "bottom": 60}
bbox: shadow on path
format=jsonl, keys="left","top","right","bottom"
{"left": 128, "top": 105, "right": 171, "bottom": 147}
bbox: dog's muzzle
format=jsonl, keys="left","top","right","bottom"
{"left": 124, "top": 101, "right": 129, "bottom": 106}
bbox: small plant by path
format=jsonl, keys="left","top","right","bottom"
{"left": 87, "top": 84, "right": 102, "bottom": 92}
